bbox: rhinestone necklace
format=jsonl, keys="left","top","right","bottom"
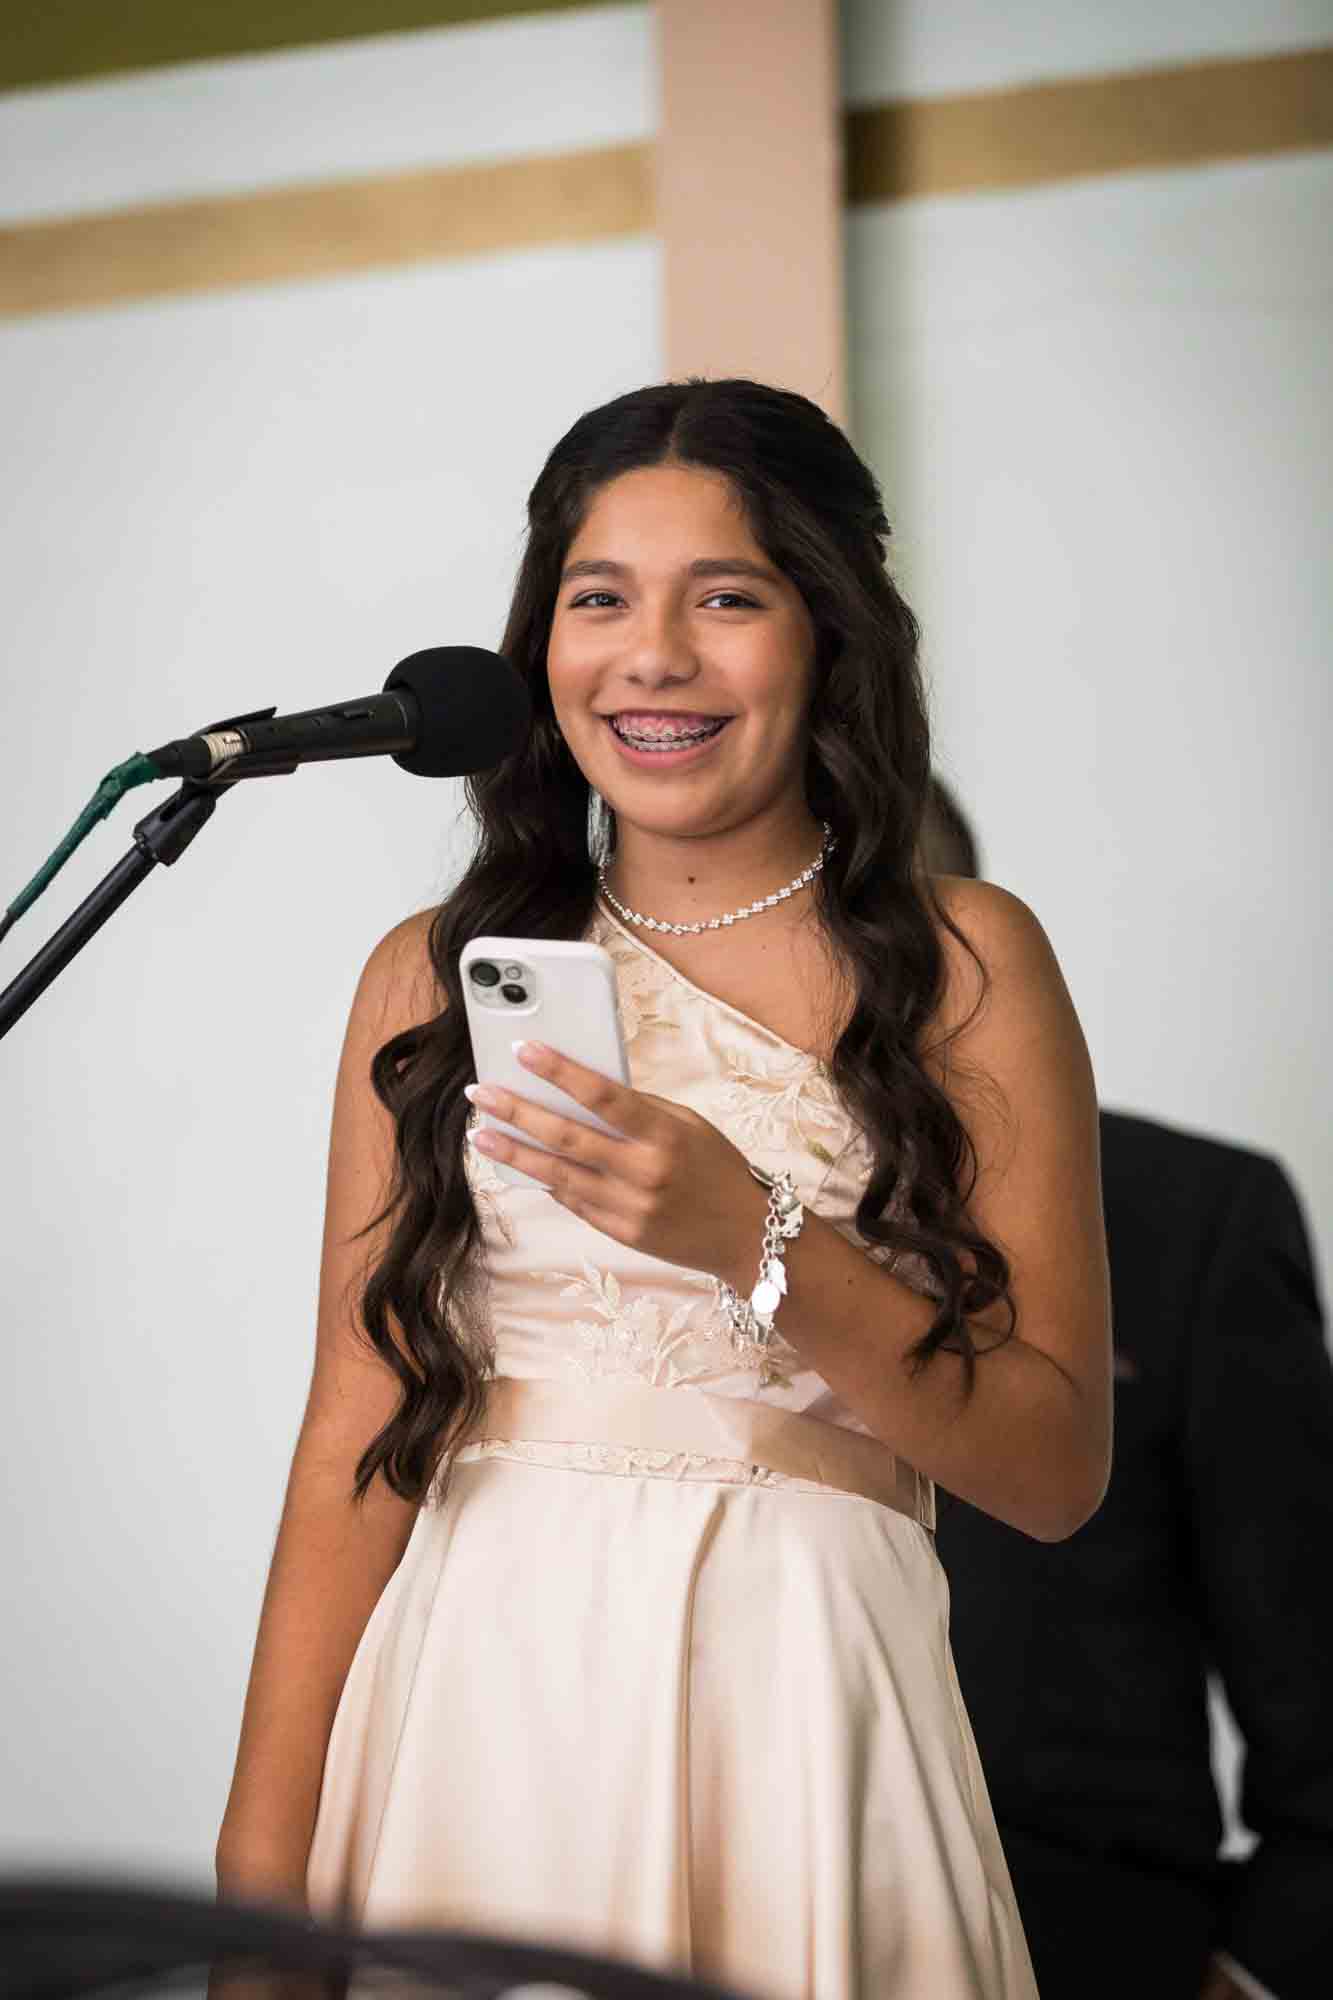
{"left": 597, "top": 824, "right": 833, "bottom": 937}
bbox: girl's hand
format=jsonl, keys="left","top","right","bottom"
{"left": 466, "top": 1041, "right": 766, "bottom": 1282}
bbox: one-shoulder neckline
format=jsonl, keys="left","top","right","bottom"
{"left": 593, "top": 898, "right": 828, "bottom": 1070}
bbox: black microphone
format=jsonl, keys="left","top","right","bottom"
{"left": 145, "top": 646, "right": 532, "bottom": 783}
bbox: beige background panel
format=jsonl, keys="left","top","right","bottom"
{"left": 847, "top": 43, "right": 1333, "bottom": 203}
{"left": 659, "top": 0, "right": 844, "bottom": 420}
{"left": 0, "top": 141, "right": 652, "bottom": 320}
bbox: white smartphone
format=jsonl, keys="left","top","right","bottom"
{"left": 459, "top": 935, "right": 630, "bottom": 1190}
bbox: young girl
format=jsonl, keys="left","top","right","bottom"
{"left": 216, "top": 379, "right": 1110, "bottom": 1999}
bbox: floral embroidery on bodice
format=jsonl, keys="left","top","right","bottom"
{"left": 534, "top": 1256, "right": 803, "bottom": 1392}
{"left": 461, "top": 902, "right": 932, "bottom": 1436}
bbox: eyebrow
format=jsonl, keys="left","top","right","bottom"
{"left": 560, "top": 556, "right": 781, "bottom": 585}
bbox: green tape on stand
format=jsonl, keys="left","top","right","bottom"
{"left": 0, "top": 750, "right": 163, "bottom": 943}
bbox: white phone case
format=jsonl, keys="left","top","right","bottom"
{"left": 460, "top": 935, "right": 630, "bottom": 1190}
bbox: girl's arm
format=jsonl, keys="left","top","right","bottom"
{"left": 743, "top": 876, "right": 1113, "bottom": 1540}
{"left": 215, "top": 911, "right": 438, "bottom": 1902}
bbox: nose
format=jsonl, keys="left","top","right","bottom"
{"left": 621, "top": 597, "right": 700, "bottom": 692}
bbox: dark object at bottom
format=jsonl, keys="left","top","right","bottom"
{"left": 0, "top": 1879, "right": 754, "bottom": 2000}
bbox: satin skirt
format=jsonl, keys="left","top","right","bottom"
{"left": 306, "top": 1381, "right": 1037, "bottom": 2000}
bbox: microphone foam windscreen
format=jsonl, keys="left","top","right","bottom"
{"left": 385, "top": 647, "right": 532, "bottom": 778}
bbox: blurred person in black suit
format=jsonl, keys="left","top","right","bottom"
{"left": 922, "top": 776, "right": 1333, "bottom": 2000}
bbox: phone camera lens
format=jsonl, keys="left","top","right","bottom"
{"left": 468, "top": 961, "right": 500, "bottom": 987}
{"left": 501, "top": 983, "right": 528, "bottom": 1005}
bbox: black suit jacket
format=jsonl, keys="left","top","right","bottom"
{"left": 935, "top": 1110, "right": 1333, "bottom": 1999}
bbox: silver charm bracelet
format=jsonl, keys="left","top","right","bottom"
{"left": 718, "top": 1164, "right": 806, "bottom": 1356}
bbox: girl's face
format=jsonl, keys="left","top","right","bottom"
{"left": 545, "top": 463, "right": 818, "bottom": 844}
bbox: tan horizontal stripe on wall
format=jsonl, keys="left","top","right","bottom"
{"left": 3, "top": 45, "right": 1329, "bottom": 320}
{"left": 845, "top": 44, "right": 1333, "bottom": 204}
{"left": 0, "top": 143, "right": 652, "bottom": 319}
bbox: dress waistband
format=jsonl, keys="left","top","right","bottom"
{"left": 464, "top": 1377, "right": 934, "bottom": 1530}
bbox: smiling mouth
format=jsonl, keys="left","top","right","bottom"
{"left": 605, "top": 714, "right": 732, "bottom": 751}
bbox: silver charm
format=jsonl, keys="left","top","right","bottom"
{"left": 717, "top": 1166, "right": 806, "bottom": 1356}
{"left": 750, "top": 1277, "right": 782, "bottom": 1318}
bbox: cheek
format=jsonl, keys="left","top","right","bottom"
{"left": 745, "top": 629, "right": 817, "bottom": 723}
{"left": 544, "top": 624, "right": 588, "bottom": 708}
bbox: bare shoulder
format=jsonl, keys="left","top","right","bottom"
{"left": 923, "top": 875, "right": 1065, "bottom": 1042}
{"left": 917, "top": 877, "right": 1096, "bottom": 1152}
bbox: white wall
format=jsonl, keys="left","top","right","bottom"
{"left": 0, "top": 4, "right": 657, "bottom": 1880}
{"left": 848, "top": 153, "right": 1331, "bottom": 1284}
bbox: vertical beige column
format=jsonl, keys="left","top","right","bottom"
{"left": 657, "top": 0, "right": 845, "bottom": 423}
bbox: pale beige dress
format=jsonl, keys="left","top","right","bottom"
{"left": 306, "top": 903, "right": 1038, "bottom": 1999}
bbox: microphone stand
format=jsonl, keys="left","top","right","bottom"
{"left": 0, "top": 708, "right": 295, "bottom": 1041}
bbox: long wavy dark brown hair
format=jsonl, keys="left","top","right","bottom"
{"left": 353, "top": 379, "right": 1014, "bottom": 1502}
